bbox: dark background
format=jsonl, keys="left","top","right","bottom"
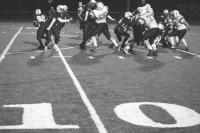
{"left": 0, "top": 0, "right": 200, "bottom": 21}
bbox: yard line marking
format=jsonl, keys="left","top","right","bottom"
{"left": 188, "top": 32, "right": 199, "bottom": 36}
{"left": 20, "top": 32, "right": 34, "bottom": 35}
{"left": 20, "top": 32, "right": 82, "bottom": 38}
{"left": 61, "top": 34, "right": 83, "bottom": 38}
{"left": 176, "top": 49, "right": 200, "bottom": 58}
{"left": 174, "top": 56, "right": 182, "bottom": 59}
{"left": 25, "top": 27, "right": 38, "bottom": 30}
{"left": 54, "top": 44, "right": 108, "bottom": 133}
{"left": 52, "top": 55, "right": 72, "bottom": 58}
{"left": 0, "top": 26, "right": 23, "bottom": 63}
{"left": 4, "top": 46, "right": 78, "bottom": 56}
{"left": 118, "top": 56, "right": 125, "bottom": 59}
{"left": 1, "top": 25, "right": 20, "bottom": 28}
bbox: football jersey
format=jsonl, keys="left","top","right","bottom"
{"left": 173, "top": 14, "right": 187, "bottom": 30}
{"left": 33, "top": 13, "right": 48, "bottom": 25}
{"left": 137, "top": 4, "right": 158, "bottom": 29}
{"left": 141, "top": 12, "right": 158, "bottom": 29}
{"left": 80, "top": 4, "right": 95, "bottom": 23}
{"left": 137, "top": 4, "right": 153, "bottom": 16}
{"left": 117, "top": 17, "right": 132, "bottom": 32}
{"left": 92, "top": 6, "right": 108, "bottom": 23}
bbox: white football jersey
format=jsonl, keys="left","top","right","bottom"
{"left": 137, "top": 4, "right": 153, "bottom": 16}
{"left": 138, "top": 4, "right": 158, "bottom": 29}
{"left": 143, "top": 13, "right": 158, "bottom": 29}
{"left": 93, "top": 6, "right": 108, "bottom": 23}
{"left": 174, "top": 14, "right": 187, "bottom": 30}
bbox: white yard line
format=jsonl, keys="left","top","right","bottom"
{"left": 0, "top": 26, "right": 23, "bottom": 63}
{"left": 4, "top": 46, "right": 78, "bottom": 56}
{"left": 188, "top": 32, "right": 199, "bottom": 36}
{"left": 176, "top": 49, "right": 200, "bottom": 58}
{"left": 54, "top": 44, "right": 108, "bottom": 133}
{"left": 52, "top": 55, "right": 72, "bottom": 58}
{"left": 20, "top": 32, "right": 82, "bottom": 38}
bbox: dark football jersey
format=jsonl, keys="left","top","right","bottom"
{"left": 117, "top": 17, "right": 132, "bottom": 32}
{"left": 33, "top": 13, "right": 49, "bottom": 26}
{"left": 80, "top": 3, "right": 96, "bottom": 22}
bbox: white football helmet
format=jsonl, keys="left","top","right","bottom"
{"left": 57, "top": 5, "right": 68, "bottom": 13}
{"left": 35, "top": 9, "right": 41, "bottom": 15}
{"left": 125, "top": 12, "right": 132, "bottom": 19}
{"left": 90, "top": 0, "right": 97, "bottom": 4}
{"left": 56, "top": 5, "right": 62, "bottom": 13}
{"left": 163, "top": 9, "right": 169, "bottom": 14}
{"left": 96, "top": 2, "right": 104, "bottom": 10}
{"left": 173, "top": 10, "right": 180, "bottom": 18}
{"left": 62, "top": 5, "right": 68, "bottom": 11}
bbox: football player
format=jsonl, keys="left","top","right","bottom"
{"left": 114, "top": 12, "right": 133, "bottom": 54}
{"left": 56, "top": 5, "right": 72, "bottom": 33}
{"left": 86, "top": 2, "right": 119, "bottom": 50}
{"left": 46, "top": 5, "right": 65, "bottom": 52}
{"left": 168, "top": 10, "right": 190, "bottom": 50}
{"left": 33, "top": 9, "right": 49, "bottom": 50}
{"left": 137, "top": 0, "right": 161, "bottom": 56}
{"left": 79, "top": 0, "right": 97, "bottom": 50}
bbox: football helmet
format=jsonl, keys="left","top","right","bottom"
{"left": 125, "top": 12, "right": 132, "bottom": 19}
{"left": 35, "top": 9, "right": 41, "bottom": 15}
{"left": 89, "top": 0, "right": 97, "bottom": 4}
{"left": 96, "top": 2, "right": 104, "bottom": 10}
{"left": 62, "top": 5, "right": 68, "bottom": 11}
{"left": 57, "top": 5, "right": 68, "bottom": 13}
{"left": 173, "top": 10, "right": 180, "bottom": 18}
{"left": 56, "top": 5, "right": 62, "bottom": 13}
{"left": 163, "top": 9, "right": 169, "bottom": 14}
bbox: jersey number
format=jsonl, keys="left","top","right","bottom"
{"left": 36, "top": 15, "right": 46, "bottom": 22}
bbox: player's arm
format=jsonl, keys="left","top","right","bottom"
{"left": 57, "top": 17, "right": 72, "bottom": 23}
{"left": 107, "top": 15, "right": 115, "bottom": 21}
{"left": 47, "top": 18, "right": 56, "bottom": 30}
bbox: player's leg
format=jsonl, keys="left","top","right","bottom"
{"left": 36, "top": 27, "right": 45, "bottom": 50}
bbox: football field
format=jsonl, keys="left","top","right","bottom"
{"left": 0, "top": 22, "right": 200, "bottom": 133}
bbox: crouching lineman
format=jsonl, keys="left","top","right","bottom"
{"left": 33, "top": 9, "right": 49, "bottom": 50}
{"left": 114, "top": 12, "right": 133, "bottom": 54}
{"left": 86, "top": 2, "right": 119, "bottom": 50}
{"left": 159, "top": 9, "right": 171, "bottom": 48}
{"left": 168, "top": 10, "right": 190, "bottom": 51}
{"left": 137, "top": 0, "right": 161, "bottom": 56}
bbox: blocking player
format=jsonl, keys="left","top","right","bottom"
{"left": 114, "top": 12, "right": 133, "bottom": 54}
{"left": 79, "top": 0, "right": 97, "bottom": 50}
{"left": 56, "top": 5, "right": 72, "bottom": 33}
{"left": 86, "top": 2, "right": 119, "bottom": 50}
{"left": 137, "top": 0, "right": 161, "bottom": 56}
{"left": 168, "top": 10, "right": 190, "bottom": 50}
